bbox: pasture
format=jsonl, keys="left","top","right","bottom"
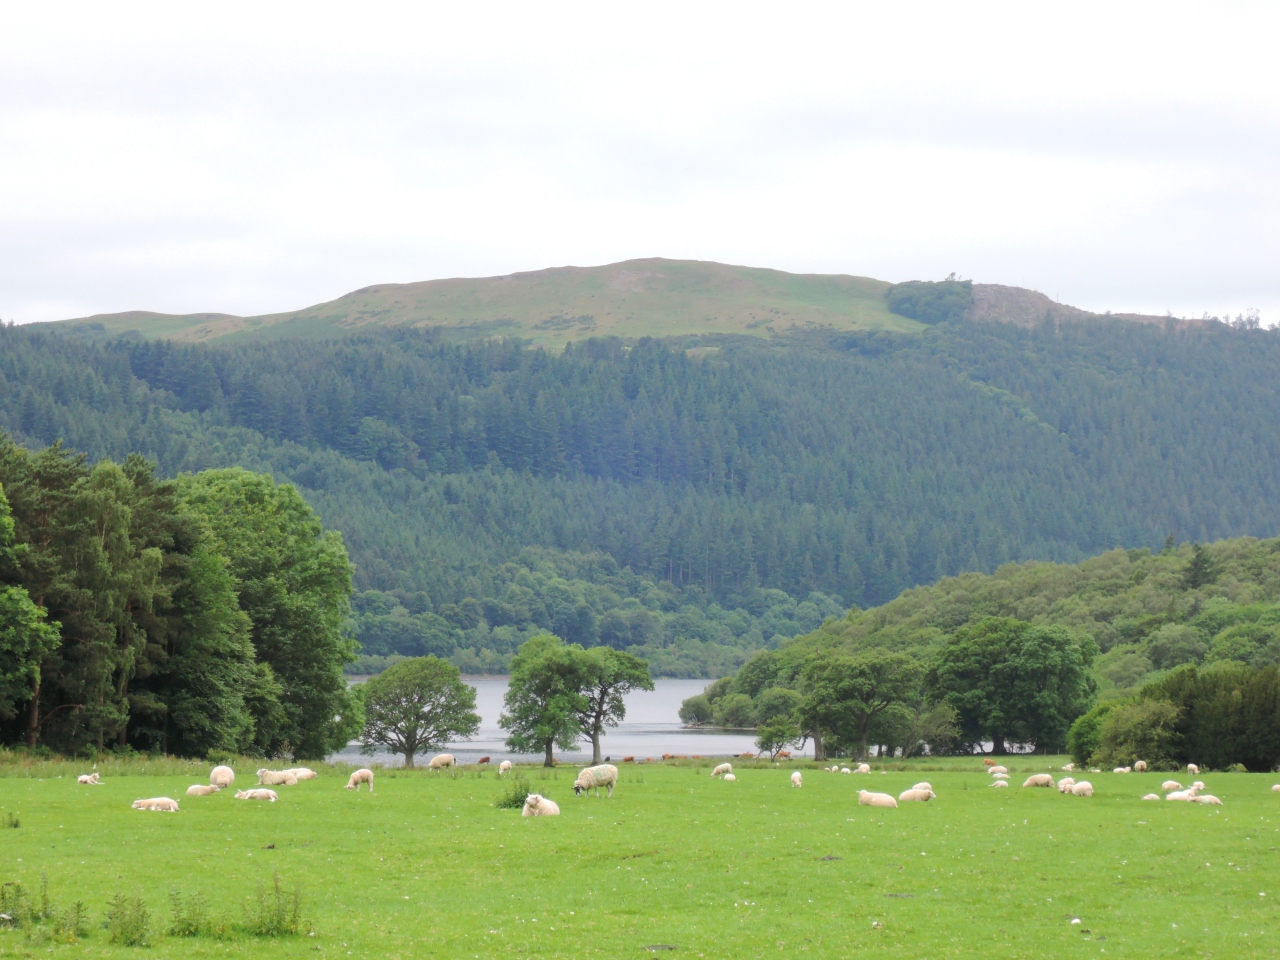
{"left": 0, "top": 758, "right": 1276, "bottom": 958}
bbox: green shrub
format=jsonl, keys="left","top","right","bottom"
{"left": 244, "top": 873, "right": 305, "bottom": 937}
{"left": 169, "top": 891, "right": 211, "bottom": 937}
{"left": 712, "top": 693, "right": 756, "bottom": 728}
{"left": 1092, "top": 699, "right": 1180, "bottom": 768}
{"left": 678, "top": 694, "right": 712, "bottom": 725}
{"left": 104, "top": 891, "right": 150, "bottom": 947}
{"left": 494, "top": 777, "right": 531, "bottom": 809}
{"left": 1066, "top": 701, "right": 1115, "bottom": 766}
{"left": 0, "top": 881, "right": 28, "bottom": 927}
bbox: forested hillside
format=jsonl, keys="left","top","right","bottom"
{"left": 3, "top": 314, "right": 1280, "bottom": 676}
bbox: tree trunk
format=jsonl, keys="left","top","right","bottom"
{"left": 27, "top": 681, "right": 40, "bottom": 748}
{"left": 992, "top": 735, "right": 1008, "bottom": 755}
{"left": 811, "top": 728, "right": 825, "bottom": 762}
{"left": 404, "top": 751, "right": 415, "bottom": 769}
{"left": 591, "top": 729, "right": 602, "bottom": 765}
{"left": 544, "top": 739, "right": 555, "bottom": 767}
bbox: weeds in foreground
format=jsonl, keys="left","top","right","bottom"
{"left": 104, "top": 891, "right": 151, "bottom": 946}
{"left": 243, "top": 872, "right": 306, "bottom": 937}
{"left": 494, "top": 777, "right": 531, "bottom": 809}
{"left": 169, "top": 891, "right": 211, "bottom": 937}
{"left": 0, "top": 881, "right": 27, "bottom": 927}
{"left": 4, "top": 811, "right": 17, "bottom": 828}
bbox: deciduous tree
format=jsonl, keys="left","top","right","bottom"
{"left": 359, "top": 656, "right": 479, "bottom": 768}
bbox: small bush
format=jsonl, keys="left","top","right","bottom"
{"left": 48, "top": 902, "right": 89, "bottom": 944}
{"left": 104, "top": 891, "right": 151, "bottom": 947}
{"left": 495, "top": 777, "right": 531, "bottom": 809}
{"left": 244, "top": 872, "right": 305, "bottom": 937}
{"left": 5, "top": 811, "right": 18, "bottom": 828}
{"left": 169, "top": 891, "right": 211, "bottom": 937}
{"left": 0, "top": 881, "right": 28, "bottom": 927}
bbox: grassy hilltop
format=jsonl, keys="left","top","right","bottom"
{"left": 0, "top": 759, "right": 1274, "bottom": 958}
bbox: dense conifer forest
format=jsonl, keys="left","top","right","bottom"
{"left": 3, "top": 314, "right": 1279, "bottom": 676}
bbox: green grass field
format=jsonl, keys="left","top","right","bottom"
{"left": 1, "top": 758, "right": 1275, "bottom": 958}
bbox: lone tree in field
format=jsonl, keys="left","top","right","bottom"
{"left": 574, "top": 647, "right": 654, "bottom": 765}
{"left": 359, "top": 656, "right": 480, "bottom": 768}
{"left": 500, "top": 634, "right": 589, "bottom": 766}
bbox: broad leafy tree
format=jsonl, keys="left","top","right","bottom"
{"left": 500, "top": 634, "right": 589, "bottom": 767}
{"left": 574, "top": 647, "right": 653, "bottom": 764}
{"left": 799, "top": 650, "right": 923, "bottom": 760}
{"left": 359, "top": 656, "right": 479, "bottom": 768}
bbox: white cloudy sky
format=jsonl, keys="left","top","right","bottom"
{"left": 2, "top": 2, "right": 1277, "bottom": 323}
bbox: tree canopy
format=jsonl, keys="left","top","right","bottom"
{"left": 499, "top": 634, "right": 589, "bottom": 766}
{"left": 358, "top": 656, "right": 479, "bottom": 768}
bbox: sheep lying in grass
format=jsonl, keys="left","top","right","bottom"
{"left": 1142, "top": 793, "right": 1161, "bottom": 801}
{"left": 858, "top": 790, "right": 897, "bottom": 808}
{"left": 990, "top": 780, "right": 1008, "bottom": 788}
{"left": 285, "top": 768, "right": 317, "bottom": 781}
{"left": 854, "top": 763, "right": 871, "bottom": 774}
{"left": 428, "top": 754, "right": 456, "bottom": 770}
{"left": 1162, "top": 780, "right": 1183, "bottom": 792}
{"left": 1113, "top": 766, "right": 1132, "bottom": 774}
{"left": 345, "top": 769, "right": 374, "bottom": 792}
{"left": 898, "top": 788, "right": 935, "bottom": 802}
{"left": 1193, "top": 794, "right": 1223, "bottom": 805}
{"left": 132, "top": 797, "right": 179, "bottom": 812}
{"left": 186, "top": 784, "right": 221, "bottom": 796}
{"left": 521, "top": 793, "right": 560, "bottom": 817}
{"left": 1166, "top": 786, "right": 1199, "bottom": 802}
{"left": 1058, "top": 778, "right": 1076, "bottom": 793}
{"left": 1272, "top": 784, "right": 1280, "bottom": 793}
{"left": 1069, "top": 781, "right": 1094, "bottom": 797}
{"left": 573, "top": 764, "right": 618, "bottom": 798}
{"left": 1061, "top": 762, "right": 1075, "bottom": 771}
{"left": 711, "top": 763, "right": 733, "bottom": 779}
{"left": 791, "top": 771, "right": 803, "bottom": 788}
{"left": 234, "top": 789, "right": 278, "bottom": 802}
{"left": 1192, "top": 780, "right": 1205, "bottom": 791}
{"left": 989, "top": 765, "right": 1008, "bottom": 775}
{"left": 1023, "top": 774, "right": 1054, "bottom": 788}
{"left": 499, "top": 761, "right": 513, "bottom": 775}
{"left": 840, "top": 767, "right": 851, "bottom": 774}
{"left": 210, "top": 765, "right": 235, "bottom": 788}
{"left": 723, "top": 774, "right": 736, "bottom": 781}
{"left": 1134, "top": 760, "right": 1148, "bottom": 772}
{"left": 77, "top": 773, "right": 100, "bottom": 785}
{"left": 991, "top": 772, "right": 1010, "bottom": 780}
{"left": 257, "top": 769, "right": 298, "bottom": 786}
{"left": 912, "top": 782, "right": 932, "bottom": 791}
{"left": 1187, "top": 764, "right": 1200, "bottom": 775}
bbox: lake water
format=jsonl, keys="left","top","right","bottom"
{"left": 329, "top": 677, "right": 814, "bottom": 767}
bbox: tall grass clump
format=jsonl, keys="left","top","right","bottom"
{"left": 494, "top": 777, "right": 531, "bottom": 809}
{"left": 244, "top": 872, "right": 306, "bottom": 937}
{"left": 104, "top": 891, "right": 151, "bottom": 946}
{"left": 168, "top": 891, "right": 213, "bottom": 937}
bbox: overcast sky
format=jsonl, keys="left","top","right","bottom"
{"left": 2, "top": 3, "right": 1277, "bottom": 324}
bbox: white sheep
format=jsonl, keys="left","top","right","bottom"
{"left": 1134, "top": 760, "right": 1148, "bottom": 772}
{"left": 210, "top": 765, "right": 235, "bottom": 788}
{"left": 284, "top": 767, "right": 317, "bottom": 781}
{"left": 858, "top": 790, "right": 897, "bottom": 808}
{"left": 345, "top": 769, "right": 374, "bottom": 792}
{"left": 1070, "top": 781, "right": 1094, "bottom": 797}
{"left": 1272, "top": 784, "right": 1280, "bottom": 793}
{"left": 1058, "top": 778, "right": 1076, "bottom": 793}
{"left": 1141, "top": 793, "right": 1161, "bottom": 801}
{"left": 428, "top": 754, "right": 456, "bottom": 770}
{"left": 723, "top": 773, "right": 736, "bottom": 781}
{"left": 912, "top": 782, "right": 932, "bottom": 791}
{"left": 1162, "top": 780, "right": 1183, "bottom": 792}
{"left": 711, "top": 763, "right": 733, "bottom": 779}
{"left": 521, "top": 793, "right": 560, "bottom": 817}
{"left": 989, "top": 765, "right": 1008, "bottom": 775}
{"left": 990, "top": 780, "right": 1008, "bottom": 788}
{"left": 573, "top": 764, "right": 619, "bottom": 798}
{"left": 1113, "top": 766, "right": 1132, "bottom": 774}
{"left": 1023, "top": 774, "right": 1054, "bottom": 788}
{"left": 854, "top": 763, "right": 871, "bottom": 774}
{"left": 256, "top": 769, "right": 298, "bottom": 786}
{"left": 991, "top": 772, "right": 1010, "bottom": 780}
{"left": 1187, "top": 763, "right": 1200, "bottom": 775}
{"left": 1193, "top": 794, "right": 1223, "bottom": 806}
{"left": 132, "top": 797, "right": 179, "bottom": 812}
{"left": 898, "top": 788, "right": 935, "bottom": 802}
{"left": 1166, "top": 787, "right": 1199, "bottom": 802}
{"left": 186, "top": 784, "right": 221, "bottom": 796}
{"left": 499, "top": 760, "right": 513, "bottom": 775}
{"left": 791, "top": 771, "right": 803, "bottom": 788}
{"left": 1191, "top": 780, "right": 1205, "bottom": 791}
{"left": 840, "top": 767, "right": 851, "bottom": 774}
{"left": 234, "top": 788, "right": 278, "bottom": 802}
{"left": 1061, "top": 762, "right": 1075, "bottom": 772}
{"left": 77, "top": 773, "right": 100, "bottom": 785}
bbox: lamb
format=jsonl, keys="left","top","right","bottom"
{"left": 1058, "top": 778, "right": 1076, "bottom": 793}
{"left": 234, "top": 788, "right": 278, "bottom": 801}
{"left": 1061, "top": 762, "right": 1075, "bottom": 771}
{"left": 521, "top": 793, "right": 560, "bottom": 817}
{"left": 723, "top": 773, "right": 736, "bottom": 781}
{"left": 345, "top": 768, "right": 374, "bottom": 792}
{"left": 573, "top": 764, "right": 619, "bottom": 798}
{"left": 256, "top": 769, "right": 298, "bottom": 786}
{"left": 284, "top": 767, "right": 317, "bottom": 781}
{"left": 1134, "top": 760, "right": 1148, "bottom": 772}
{"left": 1070, "top": 781, "right": 1094, "bottom": 797}
{"left": 990, "top": 780, "right": 1008, "bottom": 788}
{"left": 77, "top": 773, "right": 100, "bottom": 785}
{"left": 791, "top": 771, "right": 803, "bottom": 788}
{"left": 840, "top": 767, "right": 852, "bottom": 774}
{"left": 1187, "top": 763, "right": 1200, "bottom": 775}
{"left": 1141, "top": 793, "right": 1161, "bottom": 801}
{"left": 1113, "top": 766, "right": 1132, "bottom": 774}
{"left": 186, "top": 784, "right": 221, "bottom": 796}
{"left": 912, "top": 782, "right": 932, "bottom": 791}
{"left": 132, "top": 797, "right": 179, "bottom": 812}
{"left": 1022, "top": 774, "right": 1055, "bottom": 788}
{"left": 210, "top": 765, "right": 235, "bottom": 788}
{"left": 1193, "top": 794, "right": 1223, "bottom": 805}
{"left": 711, "top": 763, "right": 733, "bottom": 778}
{"left": 1161, "top": 780, "right": 1183, "bottom": 792}
{"left": 428, "top": 754, "right": 456, "bottom": 770}
{"left": 898, "top": 788, "right": 935, "bottom": 802}
{"left": 854, "top": 763, "right": 871, "bottom": 774}
{"left": 989, "top": 765, "right": 1008, "bottom": 775}
{"left": 858, "top": 790, "right": 897, "bottom": 808}
{"left": 499, "top": 761, "right": 513, "bottom": 775}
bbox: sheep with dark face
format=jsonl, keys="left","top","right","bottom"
{"left": 573, "top": 764, "right": 618, "bottom": 798}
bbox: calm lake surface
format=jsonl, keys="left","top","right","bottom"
{"left": 330, "top": 677, "right": 814, "bottom": 767}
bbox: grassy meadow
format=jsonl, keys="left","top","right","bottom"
{"left": 1, "top": 757, "right": 1276, "bottom": 958}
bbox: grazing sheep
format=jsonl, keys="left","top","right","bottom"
{"left": 284, "top": 767, "right": 317, "bottom": 781}
{"left": 1113, "top": 766, "right": 1132, "bottom": 774}
{"left": 186, "top": 784, "right": 220, "bottom": 796}
{"left": 912, "top": 782, "right": 933, "bottom": 791}
{"left": 840, "top": 767, "right": 851, "bottom": 774}
{"left": 256, "top": 769, "right": 298, "bottom": 786}
{"left": 858, "top": 790, "right": 897, "bottom": 808}
{"left": 499, "top": 761, "right": 513, "bottom": 775}
{"left": 1061, "top": 762, "right": 1075, "bottom": 771}
{"left": 1134, "top": 760, "right": 1148, "bottom": 772}
{"left": 723, "top": 773, "right": 736, "bottom": 781}
{"left": 521, "top": 793, "right": 560, "bottom": 817}
{"left": 132, "top": 797, "right": 179, "bottom": 812}
{"left": 1070, "top": 781, "right": 1094, "bottom": 797}
{"left": 711, "top": 763, "right": 733, "bottom": 779}
{"left": 791, "top": 771, "right": 803, "bottom": 788}
{"left": 899, "top": 788, "right": 935, "bottom": 802}
{"left": 1023, "top": 774, "right": 1055, "bottom": 788}
{"left": 1141, "top": 793, "right": 1161, "bottom": 801}
{"left": 1058, "top": 777, "right": 1076, "bottom": 793}
{"left": 77, "top": 773, "right": 100, "bottom": 785}
{"left": 1187, "top": 764, "right": 1200, "bottom": 775}
{"left": 989, "top": 765, "right": 1008, "bottom": 775}
{"left": 573, "top": 764, "right": 619, "bottom": 798}
{"left": 428, "top": 754, "right": 456, "bottom": 770}
{"left": 854, "top": 763, "right": 871, "bottom": 774}
{"left": 1193, "top": 794, "right": 1223, "bottom": 805}
{"left": 1162, "top": 780, "right": 1183, "bottom": 792}
{"left": 234, "top": 789, "right": 278, "bottom": 802}
{"left": 210, "top": 765, "right": 235, "bottom": 788}
{"left": 991, "top": 772, "right": 1010, "bottom": 780}
{"left": 990, "top": 780, "right": 1008, "bottom": 788}
{"left": 345, "top": 769, "right": 374, "bottom": 792}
